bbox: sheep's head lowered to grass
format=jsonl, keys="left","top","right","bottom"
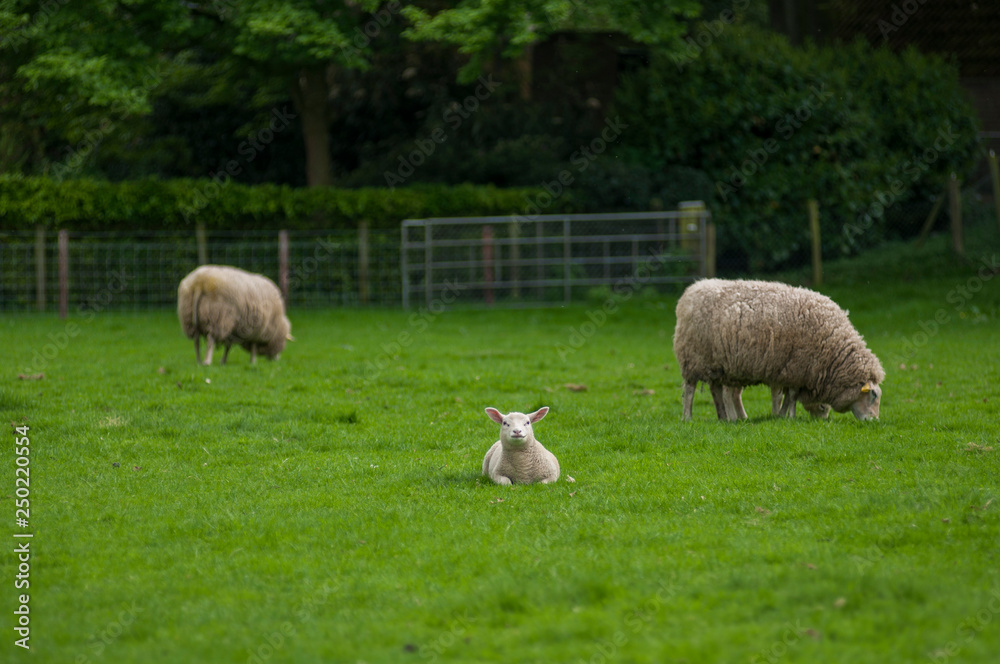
{"left": 482, "top": 407, "right": 559, "bottom": 485}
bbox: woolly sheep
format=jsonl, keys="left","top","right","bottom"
{"left": 482, "top": 407, "right": 559, "bottom": 485}
{"left": 673, "top": 279, "right": 884, "bottom": 421}
{"left": 177, "top": 265, "right": 293, "bottom": 365}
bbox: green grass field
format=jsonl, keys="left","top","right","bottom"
{"left": 2, "top": 228, "right": 999, "bottom": 663}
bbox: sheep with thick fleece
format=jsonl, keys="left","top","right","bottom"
{"left": 482, "top": 407, "right": 559, "bottom": 485}
{"left": 177, "top": 265, "right": 292, "bottom": 365}
{"left": 673, "top": 279, "right": 884, "bottom": 421}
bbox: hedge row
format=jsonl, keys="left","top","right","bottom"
{"left": 0, "top": 177, "right": 562, "bottom": 231}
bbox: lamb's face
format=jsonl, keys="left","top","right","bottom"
{"left": 485, "top": 406, "right": 549, "bottom": 447}
{"left": 499, "top": 412, "right": 535, "bottom": 447}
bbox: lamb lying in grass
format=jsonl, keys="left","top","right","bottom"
{"left": 177, "top": 265, "right": 293, "bottom": 365}
{"left": 482, "top": 407, "right": 559, "bottom": 485}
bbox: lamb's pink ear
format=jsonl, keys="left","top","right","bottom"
{"left": 528, "top": 406, "right": 549, "bottom": 423}
{"left": 485, "top": 408, "right": 504, "bottom": 424}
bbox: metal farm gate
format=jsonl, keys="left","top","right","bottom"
{"left": 400, "top": 207, "right": 713, "bottom": 308}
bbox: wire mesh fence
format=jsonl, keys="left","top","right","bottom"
{"left": 401, "top": 210, "right": 711, "bottom": 308}
{"left": 0, "top": 209, "right": 712, "bottom": 312}
{"left": 0, "top": 229, "right": 402, "bottom": 313}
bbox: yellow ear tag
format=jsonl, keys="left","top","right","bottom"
{"left": 861, "top": 384, "right": 871, "bottom": 393}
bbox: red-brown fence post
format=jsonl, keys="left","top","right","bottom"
{"left": 358, "top": 221, "right": 370, "bottom": 305}
{"left": 58, "top": 229, "right": 68, "bottom": 319}
{"left": 949, "top": 173, "right": 963, "bottom": 257}
{"left": 278, "top": 230, "right": 289, "bottom": 302}
{"left": 35, "top": 226, "right": 46, "bottom": 312}
{"left": 482, "top": 224, "right": 495, "bottom": 306}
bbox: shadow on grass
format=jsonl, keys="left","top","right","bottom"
{"left": 423, "top": 469, "right": 483, "bottom": 486}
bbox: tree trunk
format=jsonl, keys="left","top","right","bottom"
{"left": 290, "top": 67, "right": 332, "bottom": 187}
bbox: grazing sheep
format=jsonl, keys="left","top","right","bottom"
{"left": 482, "top": 407, "right": 559, "bottom": 485}
{"left": 673, "top": 279, "right": 883, "bottom": 421}
{"left": 177, "top": 265, "right": 293, "bottom": 365}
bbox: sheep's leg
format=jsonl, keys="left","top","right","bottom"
{"left": 709, "top": 383, "right": 727, "bottom": 420}
{"left": 250, "top": 344, "right": 258, "bottom": 365}
{"left": 204, "top": 335, "right": 215, "bottom": 365}
{"left": 784, "top": 389, "right": 798, "bottom": 418}
{"left": 682, "top": 381, "right": 696, "bottom": 421}
{"left": 194, "top": 336, "right": 202, "bottom": 365}
{"left": 770, "top": 386, "right": 783, "bottom": 416}
{"left": 221, "top": 343, "right": 232, "bottom": 365}
{"left": 733, "top": 386, "right": 748, "bottom": 419}
{"left": 721, "top": 385, "right": 739, "bottom": 421}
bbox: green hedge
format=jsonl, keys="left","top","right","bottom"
{"left": 616, "top": 25, "right": 982, "bottom": 271}
{"left": 0, "top": 177, "right": 560, "bottom": 231}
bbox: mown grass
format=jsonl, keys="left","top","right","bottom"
{"left": 1, "top": 225, "right": 999, "bottom": 663}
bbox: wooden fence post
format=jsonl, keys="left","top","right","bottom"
{"left": 278, "top": 230, "right": 289, "bottom": 303}
{"left": 989, "top": 150, "right": 1000, "bottom": 236}
{"left": 482, "top": 224, "right": 495, "bottom": 306}
{"left": 509, "top": 221, "right": 520, "bottom": 299}
{"left": 35, "top": 226, "right": 46, "bottom": 311}
{"left": 948, "top": 173, "right": 963, "bottom": 257}
{"left": 808, "top": 199, "right": 822, "bottom": 287}
{"left": 915, "top": 194, "right": 945, "bottom": 248}
{"left": 358, "top": 221, "right": 370, "bottom": 305}
{"left": 196, "top": 222, "right": 208, "bottom": 265}
{"left": 58, "top": 229, "right": 68, "bottom": 319}
{"left": 706, "top": 221, "right": 716, "bottom": 278}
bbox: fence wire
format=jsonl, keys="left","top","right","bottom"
{"left": 0, "top": 230, "right": 402, "bottom": 312}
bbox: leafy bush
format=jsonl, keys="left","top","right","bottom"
{"left": 0, "top": 176, "right": 560, "bottom": 231}
{"left": 615, "top": 25, "right": 981, "bottom": 271}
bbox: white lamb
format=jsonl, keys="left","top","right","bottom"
{"left": 482, "top": 407, "right": 559, "bottom": 485}
{"left": 177, "top": 265, "right": 293, "bottom": 365}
